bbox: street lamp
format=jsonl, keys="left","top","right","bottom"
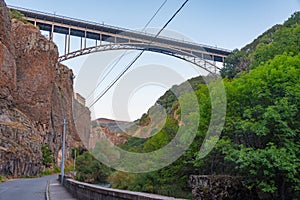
{"left": 61, "top": 118, "right": 67, "bottom": 185}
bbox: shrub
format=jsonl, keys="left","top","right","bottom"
{"left": 41, "top": 145, "right": 54, "bottom": 167}
{"left": 9, "top": 9, "right": 29, "bottom": 24}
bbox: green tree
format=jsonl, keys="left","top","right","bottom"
{"left": 76, "top": 151, "right": 111, "bottom": 183}
{"left": 223, "top": 54, "right": 300, "bottom": 199}
{"left": 221, "top": 49, "right": 249, "bottom": 79}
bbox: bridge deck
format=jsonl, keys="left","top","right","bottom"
{"left": 9, "top": 5, "right": 231, "bottom": 63}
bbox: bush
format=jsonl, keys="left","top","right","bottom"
{"left": 40, "top": 169, "right": 52, "bottom": 176}
{"left": 41, "top": 145, "right": 54, "bottom": 167}
{"left": 9, "top": 9, "right": 29, "bottom": 24}
{"left": 108, "top": 171, "right": 134, "bottom": 189}
{"left": 40, "top": 165, "right": 61, "bottom": 176}
{"left": 75, "top": 151, "right": 111, "bottom": 183}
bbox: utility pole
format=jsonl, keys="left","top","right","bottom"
{"left": 61, "top": 118, "right": 67, "bottom": 185}
{"left": 74, "top": 148, "right": 76, "bottom": 170}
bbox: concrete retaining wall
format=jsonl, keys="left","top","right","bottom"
{"left": 60, "top": 176, "right": 185, "bottom": 200}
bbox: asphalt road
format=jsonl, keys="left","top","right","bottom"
{"left": 0, "top": 174, "right": 57, "bottom": 200}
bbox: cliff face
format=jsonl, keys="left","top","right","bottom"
{"left": 90, "top": 126, "right": 130, "bottom": 148}
{"left": 89, "top": 118, "right": 131, "bottom": 149}
{"left": 73, "top": 94, "right": 91, "bottom": 149}
{"left": 0, "top": 1, "right": 84, "bottom": 177}
{"left": 12, "top": 18, "right": 57, "bottom": 124}
{"left": 0, "top": 0, "right": 15, "bottom": 108}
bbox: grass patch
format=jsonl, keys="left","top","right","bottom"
{"left": 65, "top": 164, "right": 75, "bottom": 173}
{"left": 40, "top": 166, "right": 60, "bottom": 176}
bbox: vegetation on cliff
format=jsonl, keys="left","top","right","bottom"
{"left": 9, "top": 9, "right": 28, "bottom": 24}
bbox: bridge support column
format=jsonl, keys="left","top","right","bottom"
{"left": 84, "top": 29, "right": 87, "bottom": 49}
{"left": 49, "top": 24, "right": 54, "bottom": 41}
{"left": 99, "top": 33, "right": 102, "bottom": 46}
{"left": 64, "top": 34, "right": 67, "bottom": 55}
{"left": 68, "top": 27, "right": 71, "bottom": 54}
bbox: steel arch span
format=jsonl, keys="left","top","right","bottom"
{"left": 58, "top": 43, "right": 221, "bottom": 74}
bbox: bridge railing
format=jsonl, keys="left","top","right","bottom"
{"left": 8, "top": 5, "right": 231, "bottom": 54}
{"left": 8, "top": 5, "right": 132, "bottom": 33}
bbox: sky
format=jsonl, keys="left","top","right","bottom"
{"left": 6, "top": 0, "right": 300, "bottom": 121}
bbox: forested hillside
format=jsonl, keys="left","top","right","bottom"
{"left": 221, "top": 11, "right": 300, "bottom": 78}
{"left": 76, "top": 12, "right": 300, "bottom": 199}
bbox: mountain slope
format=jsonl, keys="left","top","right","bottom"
{"left": 108, "top": 11, "right": 300, "bottom": 199}
{"left": 221, "top": 11, "right": 300, "bottom": 78}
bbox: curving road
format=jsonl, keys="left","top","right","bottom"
{"left": 0, "top": 174, "right": 57, "bottom": 200}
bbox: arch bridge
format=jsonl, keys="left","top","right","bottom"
{"left": 10, "top": 6, "right": 231, "bottom": 74}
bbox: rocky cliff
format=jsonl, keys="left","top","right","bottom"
{"left": 89, "top": 118, "right": 131, "bottom": 148}
{"left": 0, "top": 0, "right": 85, "bottom": 177}
{"left": 90, "top": 126, "right": 130, "bottom": 148}
{"left": 73, "top": 93, "right": 91, "bottom": 149}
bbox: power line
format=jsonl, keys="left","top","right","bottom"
{"left": 85, "top": 53, "right": 127, "bottom": 103}
{"left": 155, "top": 0, "right": 189, "bottom": 37}
{"left": 62, "top": 0, "right": 168, "bottom": 127}
{"left": 85, "top": 0, "right": 167, "bottom": 105}
{"left": 52, "top": 0, "right": 190, "bottom": 127}
{"left": 88, "top": 50, "right": 144, "bottom": 109}
{"left": 143, "top": 0, "right": 168, "bottom": 31}
{"left": 88, "top": 0, "right": 190, "bottom": 110}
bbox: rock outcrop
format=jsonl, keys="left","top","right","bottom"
{"left": 12, "top": 18, "right": 57, "bottom": 124}
{"left": 0, "top": 0, "right": 15, "bottom": 108}
{"left": 73, "top": 93, "right": 91, "bottom": 149}
{"left": 0, "top": 0, "right": 85, "bottom": 177}
{"left": 89, "top": 126, "right": 130, "bottom": 149}
{"left": 89, "top": 118, "right": 131, "bottom": 149}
